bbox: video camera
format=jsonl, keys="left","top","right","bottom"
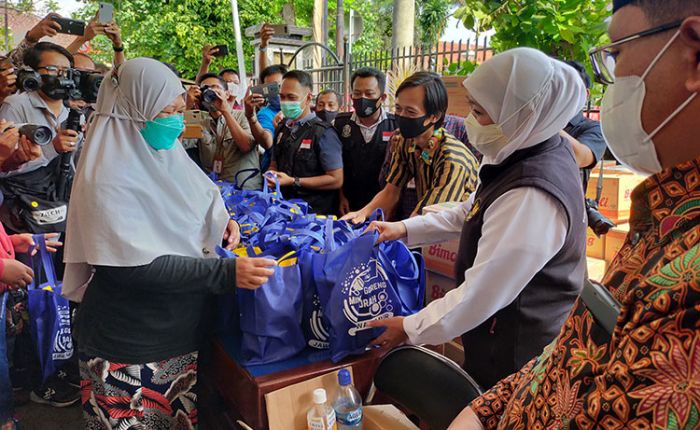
{"left": 17, "top": 67, "right": 103, "bottom": 103}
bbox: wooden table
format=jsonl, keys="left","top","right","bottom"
{"left": 201, "top": 335, "right": 384, "bottom": 430}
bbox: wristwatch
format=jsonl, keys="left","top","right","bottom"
{"left": 293, "top": 177, "right": 302, "bottom": 188}
{"left": 113, "top": 45, "right": 124, "bottom": 52}
{"left": 259, "top": 47, "right": 268, "bottom": 53}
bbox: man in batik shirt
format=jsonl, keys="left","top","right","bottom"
{"left": 451, "top": 1, "right": 700, "bottom": 429}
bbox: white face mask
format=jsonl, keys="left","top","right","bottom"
{"left": 464, "top": 113, "right": 510, "bottom": 160}
{"left": 601, "top": 31, "right": 698, "bottom": 176}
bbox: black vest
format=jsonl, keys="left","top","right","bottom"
{"left": 334, "top": 113, "right": 397, "bottom": 211}
{"left": 456, "top": 135, "right": 586, "bottom": 389}
{"left": 273, "top": 117, "right": 337, "bottom": 215}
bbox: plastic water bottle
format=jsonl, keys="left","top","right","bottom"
{"left": 307, "top": 388, "right": 337, "bottom": 430}
{"left": 333, "top": 368, "right": 363, "bottom": 429}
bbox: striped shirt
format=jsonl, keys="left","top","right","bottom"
{"left": 385, "top": 130, "right": 479, "bottom": 216}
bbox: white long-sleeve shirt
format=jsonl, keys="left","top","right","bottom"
{"left": 401, "top": 187, "right": 571, "bottom": 346}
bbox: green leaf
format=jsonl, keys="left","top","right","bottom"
{"left": 560, "top": 28, "right": 575, "bottom": 43}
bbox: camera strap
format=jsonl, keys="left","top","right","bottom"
{"left": 211, "top": 117, "right": 228, "bottom": 175}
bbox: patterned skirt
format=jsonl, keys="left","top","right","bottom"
{"left": 79, "top": 352, "right": 198, "bottom": 430}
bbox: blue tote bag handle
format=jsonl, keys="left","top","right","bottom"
{"left": 27, "top": 234, "right": 58, "bottom": 290}
{"left": 262, "top": 172, "right": 283, "bottom": 199}
{"left": 368, "top": 208, "right": 385, "bottom": 222}
{"left": 233, "top": 168, "right": 261, "bottom": 190}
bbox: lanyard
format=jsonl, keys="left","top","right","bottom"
{"left": 212, "top": 117, "right": 227, "bottom": 174}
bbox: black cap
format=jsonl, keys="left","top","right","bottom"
{"left": 613, "top": 0, "right": 633, "bottom": 12}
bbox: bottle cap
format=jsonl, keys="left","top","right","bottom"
{"left": 313, "top": 388, "right": 327, "bottom": 404}
{"left": 338, "top": 368, "right": 352, "bottom": 386}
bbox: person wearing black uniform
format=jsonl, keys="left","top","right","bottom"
{"left": 335, "top": 67, "right": 397, "bottom": 215}
{"left": 560, "top": 60, "right": 607, "bottom": 191}
{"left": 267, "top": 70, "right": 343, "bottom": 215}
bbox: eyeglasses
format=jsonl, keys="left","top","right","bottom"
{"left": 589, "top": 20, "right": 682, "bottom": 85}
{"left": 37, "top": 65, "right": 71, "bottom": 77}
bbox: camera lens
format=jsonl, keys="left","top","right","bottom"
{"left": 201, "top": 88, "right": 218, "bottom": 104}
{"left": 18, "top": 124, "right": 52, "bottom": 146}
{"left": 17, "top": 70, "right": 41, "bottom": 92}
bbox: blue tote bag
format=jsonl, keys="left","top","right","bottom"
{"left": 378, "top": 240, "right": 426, "bottom": 314}
{"left": 237, "top": 252, "right": 306, "bottom": 365}
{"left": 27, "top": 235, "right": 74, "bottom": 382}
{"left": 322, "top": 232, "right": 407, "bottom": 363}
{"left": 299, "top": 218, "right": 336, "bottom": 350}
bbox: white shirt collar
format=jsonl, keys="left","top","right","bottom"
{"left": 351, "top": 108, "right": 387, "bottom": 131}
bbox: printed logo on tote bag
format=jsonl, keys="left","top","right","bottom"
{"left": 342, "top": 258, "right": 394, "bottom": 337}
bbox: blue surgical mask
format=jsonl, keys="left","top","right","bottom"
{"left": 140, "top": 114, "right": 185, "bottom": 151}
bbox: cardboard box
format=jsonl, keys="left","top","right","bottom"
{"left": 590, "top": 160, "right": 619, "bottom": 175}
{"left": 587, "top": 257, "right": 607, "bottom": 282}
{"left": 265, "top": 369, "right": 419, "bottom": 430}
{"left": 364, "top": 405, "right": 420, "bottom": 430}
{"left": 421, "top": 202, "right": 463, "bottom": 279}
{"left": 426, "top": 270, "right": 457, "bottom": 306}
{"left": 441, "top": 76, "right": 471, "bottom": 118}
{"left": 586, "top": 229, "right": 605, "bottom": 260}
{"left": 586, "top": 174, "right": 645, "bottom": 223}
{"left": 423, "top": 241, "right": 459, "bottom": 279}
{"left": 605, "top": 223, "right": 630, "bottom": 265}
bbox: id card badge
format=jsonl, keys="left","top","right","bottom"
{"left": 213, "top": 156, "right": 223, "bottom": 174}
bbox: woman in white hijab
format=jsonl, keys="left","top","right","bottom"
{"left": 366, "top": 48, "right": 588, "bottom": 390}
{"left": 64, "top": 58, "right": 276, "bottom": 429}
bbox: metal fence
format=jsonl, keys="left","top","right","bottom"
{"left": 350, "top": 37, "right": 493, "bottom": 74}
{"left": 288, "top": 38, "right": 494, "bottom": 105}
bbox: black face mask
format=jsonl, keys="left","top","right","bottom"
{"left": 352, "top": 97, "right": 380, "bottom": 118}
{"left": 40, "top": 75, "right": 71, "bottom": 100}
{"left": 397, "top": 114, "right": 434, "bottom": 139}
{"left": 316, "top": 110, "right": 338, "bottom": 123}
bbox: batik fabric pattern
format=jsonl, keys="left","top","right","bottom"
{"left": 80, "top": 351, "right": 198, "bottom": 430}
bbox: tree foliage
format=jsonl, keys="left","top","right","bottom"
{"left": 73, "top": 0, "right": 317, "bottom": 79}
{"left": 69, "top": 0, "right": 463, "bottom": 77}
{"left": 455, "top": 0, "right": 609, "bottom": 63}
{"left": 417, "top": 0, "right": 452, "bottom": 48}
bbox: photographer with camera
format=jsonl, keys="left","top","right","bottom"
{"left": 184, "top": 74, "right": 260, "bottom": 188}
{"left": 195, "top": 44, "right": 245, "bottom": 110}
{"left": 0, "top": 43, "right": 78, "bottom": 178}
{"left": 559, "top": 60, "right": 614, "bottom": 236}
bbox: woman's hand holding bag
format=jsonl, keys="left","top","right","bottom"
{"left": 235, "top": 257, "right": 277, "bottom": 290}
